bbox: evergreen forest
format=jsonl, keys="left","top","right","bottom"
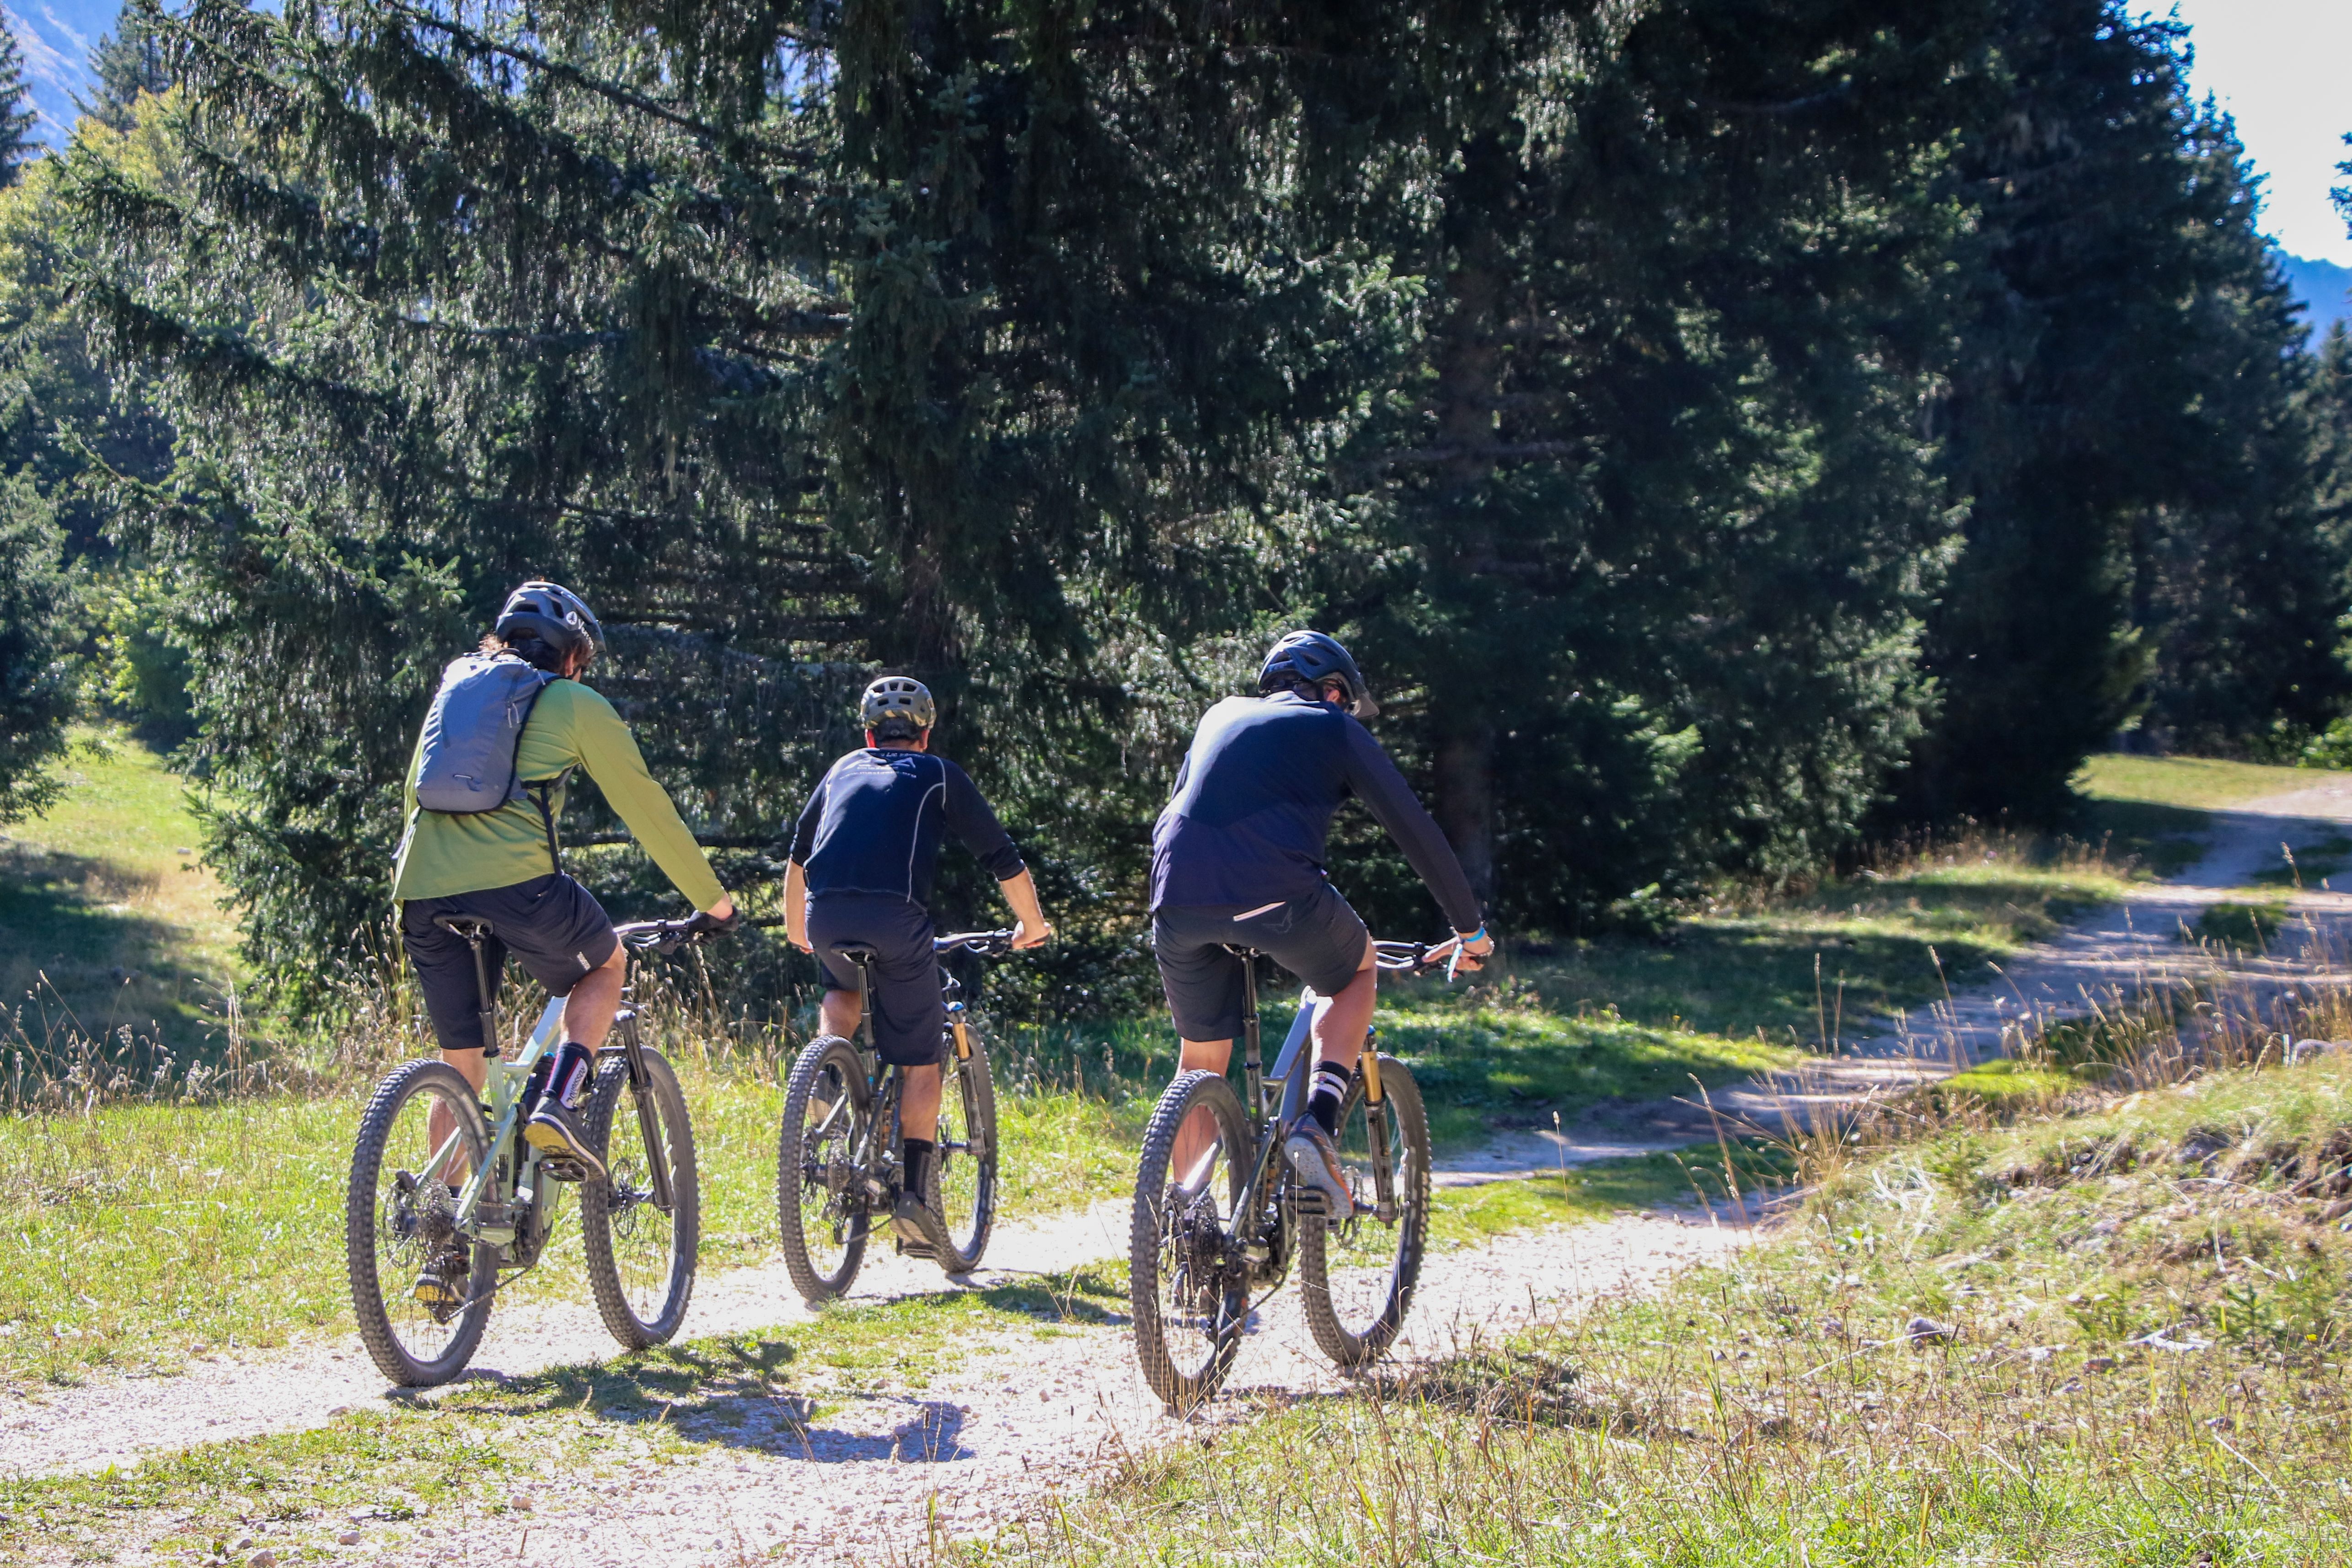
{"left": 6, "top": 0, "right": 2352, "bottom": 1019}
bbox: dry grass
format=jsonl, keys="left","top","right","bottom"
{"left": 948, "top": 961, "right": 2352, "bottom": 1566}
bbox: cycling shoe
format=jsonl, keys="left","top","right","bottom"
{"left": 1283, "top": 1120, "right": 1354, "bottom": 1216}
{"left": 523, "top": 1100, "right": 606, "bottom": 1183}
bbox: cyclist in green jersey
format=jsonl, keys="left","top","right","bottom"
{"left": 393, "top": 583, "right": 735, "bottom": 1310}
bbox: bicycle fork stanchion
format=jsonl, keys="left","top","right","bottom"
{"left": 612, "top": 1012, "right": 677, "bottom": 1215}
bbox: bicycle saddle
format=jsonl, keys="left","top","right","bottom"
{"left": 433, "top": 915, "right": 497, "bottom": 942}
{"left": 832, "top": 944, "right": 880, "bottom": 963}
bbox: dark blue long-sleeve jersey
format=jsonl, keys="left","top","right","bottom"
{"left": 790, "top": 748, "right": 1025, "bottom": 905}
{"left": 1149, "top": 692, "right": 1484, "bottom": 931}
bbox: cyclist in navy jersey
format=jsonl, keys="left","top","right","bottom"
{"left": 784, "top": 677, "right": 1050, "bottom": 1255}
{"left": 1150, "top": 632, "right": 1494, "bottom": 1210}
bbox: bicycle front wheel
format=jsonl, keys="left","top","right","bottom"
{"left": 1129, "top": 1069, "right": 1252, "bottom": 1413}
{"left": 580, "top": 1040, "right": 701, "bottom": 1349}
{"left": 346, "top": 1059, "right": 496, "bottom": 1387}
{"left": 928, "top": 1035, "right": 998, "bottom": 1272}
{"left": 1298, "top": 1054, "right": 1430, "bottom": 1368}
{"left": 777, "top": 1034, "right": 873, "bottom": 1303}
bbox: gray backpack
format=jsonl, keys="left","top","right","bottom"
{"left": 414, "top": 653, "right": 572, "bottom": 872}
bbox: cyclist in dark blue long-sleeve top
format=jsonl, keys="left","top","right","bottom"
{"left": 1150, "top": 631, "right": 1495, "bottom": 1210}
{"left": 784, "top": 677, "right": 1051, "bottom": 1256}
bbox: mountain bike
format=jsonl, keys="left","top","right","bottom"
{"left": 775, "top": 930, "right": 1016, "bottom": 1301}
{"left": 345, "top": 915, "right": 723, "bottom": 1387}
{"left": 1129, "top": 939, "right": 1443, "bottom": 1412}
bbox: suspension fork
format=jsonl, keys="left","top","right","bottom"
{"left": 615, "top": 988, "right": 677, "bottom": 1214}
{"left": 1360, "top": 1026, "right": 1398, "bottom": 1223}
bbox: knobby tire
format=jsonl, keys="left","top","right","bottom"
{"left": 1297, "top": 1055, "right": 1431, "bottom": 1368}
{"left": 346, "top": 1059, "right": 496, "bottom": 1387}
{"left": 1129, "top": 1068, "right": 1252, "bottom": 1413}
{"left": 579, "top": 1043, "right": 700, "bottom": 1349}
{"left": 777, "top": 1034, "right": 873, "bottom": 1303}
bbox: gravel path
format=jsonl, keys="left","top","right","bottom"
{"left": 1460, "top": 779, "right": 2352, "bottom": 1175}
{"left": 322, "top": 1209, "right": 1749, "bottom": 1568}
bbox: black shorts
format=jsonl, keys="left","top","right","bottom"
{"left": 401, "top": 875, "right": 619, "bottom": 1054}
{"left": 1152, "top": 884, "right": 1370, "bottom": 1042}
{"left": 807, "top": 892, "right": 944, "bottom": 1068}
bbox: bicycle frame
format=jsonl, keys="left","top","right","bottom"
{"left": 1222, "top": 951, "right": 1401, "bottom": 1272}
{"left": 418, "top": 924, "right": 678, "bottom": 1268}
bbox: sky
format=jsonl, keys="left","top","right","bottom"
{"left": 2168, "top": 0, "right": 2352, "bottom": 264}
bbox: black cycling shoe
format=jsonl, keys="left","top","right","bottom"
{"left": 523, "top": 1100, "right": 606, "bottom": 1183}
{"left": 890, "top": 1192, "right": 958, "bottom": 1263}
{"left": 411, "top": 1241, "right": 473, "bottom": 1324}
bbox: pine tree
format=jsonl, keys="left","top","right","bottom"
{"left": 0, "top": 16, "right": 41, "bottom": 188}
{"left": 0, "top": 474, "right": 68, "bottom": 823}
{"left": 84, "top": 3, "right": 173, "bottom": 131}
{"left": 1900, "top": 1, "right": 2345, "bottom": 817}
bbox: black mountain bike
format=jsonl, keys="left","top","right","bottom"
{"left": 775, "top": 930, "right": 1016, "bottom": 1301}
{"left": 1129, "top": 939, "right": 1442, "bottom": 1412}
{"left": 345, "top": 916, "right": 720, "bottom": 1386}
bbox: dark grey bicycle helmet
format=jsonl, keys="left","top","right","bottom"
{"left": 860, "top": 675, "right": 936, "bottom": 740}
{"left": 1258, "top": 630, "right": 1377, "bottom": 719}
{"left": 494, "top": 581, "right": 604, "bottom": 658}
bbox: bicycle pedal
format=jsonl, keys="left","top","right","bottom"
{"left": 1292, "top": 1189, "right": 1331, "bottom": 1217}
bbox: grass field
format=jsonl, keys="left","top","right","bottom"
{"left": 0, "top": 727, "right": 239, "bottom": 1066}
{"left": 967, "top": 1052, "right": 2352, "bottom": 1565}
{"left": 2071, "top": 751, "right": 2325, "bottom": 880}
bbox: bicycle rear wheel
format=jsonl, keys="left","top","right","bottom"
{"left": 346, "top": 1060, "right": 496, "bottom": 1386}
{"left": 1298, "top": 1054, "right": 1430, "bottom": 1368}
{"left": 1129, "top": 1069, "right": 1252, "bottom": 1413}
{"left": 927, "top": 1037, "right": 998, "bottom": 1272}
{"left": 580, "top": 1040, "right": 701, "bottom": 1349}
{"left": 777, "top": 1034, "right": 873, "bottom": 1302}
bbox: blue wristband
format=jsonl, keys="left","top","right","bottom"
{"left": 1455, "top": 924, "right": 1488, "bottom": 946}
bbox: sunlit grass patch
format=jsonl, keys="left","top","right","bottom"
{"left": 1428, "top": 1145, "right": 1793, "bottom": 1250}
{"left": 0, "top": 1055, "right": 1142, "bottom": 1389}
{"left": 2072, "top": 752, "right": 2316, "bottom": 811}
{"left": 967, "top": 1056, "right": 2352, "bottom": 1567}
{"left": 0, "top": 726, "right": 242, "bottom": 1065}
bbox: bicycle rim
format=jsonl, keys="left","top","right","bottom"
{"left": 930, "top": 1042, "right": 997, "bottom": 1271}
{"left": 347, "top": 1060, "right": 494, "bottom": 1386}
{"left": 778, "top": 1036, "right": 871, "bottom": 1301}
{"left": 1129, "top": 1070, "right": 1251, "bottom": 1412}
{"left": 582, "top": 1046, "right": 700, "bottom": 1348}
{"left": 1299, "top": 1055, "right": 1430, "bottom": 1368}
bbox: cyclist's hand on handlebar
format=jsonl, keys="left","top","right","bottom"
{"left": 1430, "top": 925, "right": 1495, "bottom": 977}
{"left": 1011, "top": 917, "right": 1052, "bottom": 950}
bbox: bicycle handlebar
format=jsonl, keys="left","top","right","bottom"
{"left": 934, "top": 929, "right": 1020, "bottom": 957}
{"left": 615, "top": 911, "right": 738, "bottom": 956}
{"left": 1372, "top": 937, "right": 1487, "bottom": 977}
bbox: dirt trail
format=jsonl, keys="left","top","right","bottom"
{"left": 8, "top": 1192, "right": 1748, "bottom": 1566}
{"left": 1459, "top": 779, "right": 2352, "bottom": 1177}
{"left": 235, "top": 1212, "right": 1747, "bottom": 1568}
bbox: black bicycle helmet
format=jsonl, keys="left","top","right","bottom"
{"left": 1258, "top": 630, "right": 1377, "bottom": 719}
{"left": 494, "top": 581, "right": 604, "bottom": 659}
{"left": 860, "top": 675, "right": 936, "bottom": 740}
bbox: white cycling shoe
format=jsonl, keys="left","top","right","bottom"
{"left": 1283, "top": 1120, "right": 1354, "bottom": 1216}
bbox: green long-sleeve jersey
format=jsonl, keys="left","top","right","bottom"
{"left": 391, "top": 677, "right": 724, "bottom": 909}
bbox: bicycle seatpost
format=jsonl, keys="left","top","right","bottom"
{"left": 461, "top": 926, "right": 498, "bottom": 1059}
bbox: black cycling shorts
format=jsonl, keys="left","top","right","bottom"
{"left": 1152, "top": 883, "right": 1371, "bottom": 1042}
{"left": 807, "top": 891, "right": 945, "bottom": 1068}
{"left": 401, "top": 874, "right": 619, "bottom": 1054}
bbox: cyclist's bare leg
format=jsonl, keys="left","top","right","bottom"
{"left": 901, "top": 1062, "right": 942, "bottom": 1140}
{"left": 816, "top": 984, "right": 941, "bottom": 1146}
{"left": 556, "top": 943, "right": 628, "bottom": 1049}
{"left": 1307, "top": 936, "right": 1378, "bottom": 1082}
{"left": 820, "top": 987, "right": 861, "bottom": 1040}
{"left": 1171, "top": 1038, "right": 1232, "bottom": 1188}
{"left": 431, "top": 1047, "right": 487, "bottom": 1187}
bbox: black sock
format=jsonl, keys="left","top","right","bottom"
{"left": 549, "top": 1042, "right": 595, "bottom": 1108}
{"left": 903, "top": 1137, "right": 935, "bottom": 1197}
{"left": 1307, "top": 1061, "right": 1351, "bottom": 1136}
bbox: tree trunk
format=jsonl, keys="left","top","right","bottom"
{"left": 1433, "top": 718, "right": 1497, "bottom": 909}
